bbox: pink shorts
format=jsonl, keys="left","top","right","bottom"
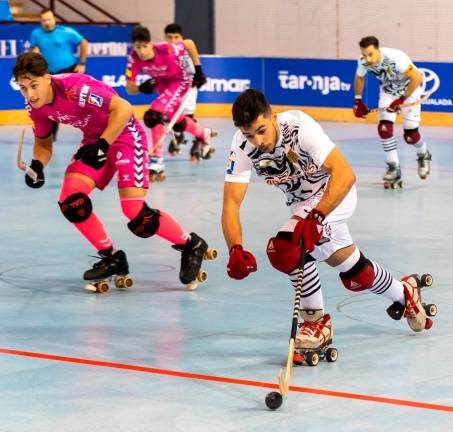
{"left": 65, "top": 118, "right": 149, "bottom": 190}
{"left": 152, "top": 80, "right": 190, "bottom": 121}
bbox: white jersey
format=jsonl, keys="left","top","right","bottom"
{"left": 356, "top": 47, "right": 417, "bottom": 96}
{"left": 225, "top": 110, "right": 335, "bottom": 208}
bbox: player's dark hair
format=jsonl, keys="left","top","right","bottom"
{"left": 13, "top": 52, "right": 49, "bottom": 80}
{"left": 40, "top": 8, "right": 53, "bottom": 15}
{"left": 132, "top": 26, "right": 151, "bottom": 43}
{"left": 232, "top": 89, "right": 272, "bottom": 128}
{"left": 359, "top": 36, "right": 379, "bottom": 49}
{"left": 164, "top": 23, "right": 183, "bottom": 35}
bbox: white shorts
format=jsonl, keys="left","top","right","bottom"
{"left": 184, "top": 87, "right": 198, "bottom": 115}
{"left": 284, "top": 185, "right": 358, "bottom": 262}
{"left": 378, "top": 87, "right": 422, "bottom": 129}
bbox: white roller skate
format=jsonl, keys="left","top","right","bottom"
{"left": 417, "top": 151, "right": 432, "bottom": 180}
{"left": 294, "top": 310, "right": 338, "bottom": 366}
{"left": 383, "top": 162, "right": 402, "bottom": 189}
{"left": 148, "top": 156, "right": 166, "bottom": 182}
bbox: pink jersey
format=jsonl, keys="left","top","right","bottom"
{"left": 125, "top": 42, "right": 190, "bottom": 93}
{"left": 27, "top": 73, "right": 136, "bottom": 144}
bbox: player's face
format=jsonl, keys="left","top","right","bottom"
{"left": 165, "top": 32, "right": 183, "bottom": 43}
{"left": 133, "top": 41, "right": 154, "bottom": 61}
{"left": 360, "top": 44, "right": 381, "bottom": 66}
{"left": 17, "top": 74, "right": 53, "bottom": 109}
{"left": 239, "top": 113, "right": 279, "bottom": 153}
{"left": 40, "top": 11, "right": 56, "bottom": 32}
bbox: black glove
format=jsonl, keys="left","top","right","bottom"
{"left": 192, "top": 65, "right": 207, "bottom": 89}
{"left": 138, "top": 79, "right": 155, "bottom": 94}
{"left": 25, "top": 159, "right": 45, "bottom": 189}
{"left": 74, "top": 138, "right": 109, "bottom": 170}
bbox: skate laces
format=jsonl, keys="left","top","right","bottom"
{"left": 402, "top": 282, "right": 421, "bottom": 318}
{"left": 298, "top": 318, "right": 329, "bottom": 339}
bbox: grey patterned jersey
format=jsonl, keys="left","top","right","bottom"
{"left": 225, "top": 110, "right": 335, "bottom": 207}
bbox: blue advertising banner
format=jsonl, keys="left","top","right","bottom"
{"left": 1, "top": 23, "right": 452, "bottom": 113}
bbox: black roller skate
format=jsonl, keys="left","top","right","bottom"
{"left": 171, "top": 233, "right": 217, "bottom": 290}
{"left": 383, "top": 162, "right": 403, "bottom": 189}
{"left": 84, "top": 249, "right": 133, "bottom": 293}
{"left": 168, "top": 132, "right": 187, "bottom": 157}
{"left": 417, "top": 151, "right": 432, "bottom": 180}
{"left": 191, "top": 128, "right": 217, "bottom": 162}
{"left": 386, "top": 273, "right": 436, "bottom": 331}
{"left": 293, "top": 310, "right": 338, "bottom": 366}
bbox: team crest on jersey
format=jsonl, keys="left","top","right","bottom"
{"left": 88, "top": 93, "right": 103, "bottom": 107}
{"left": 286, "top": 148, "right": 299, "bottom": 164}
{"left": 226, "top": 151, "right": 236, "bottom": 174}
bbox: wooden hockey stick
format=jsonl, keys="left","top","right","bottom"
{"left": 369, "top": 89, "right": 433, "bottom": 113}
{"left": 16, "top": 128, "right": 38, "bottom": 182}
{"left": 278, "top": 244, "right": 307, "bottom": 396}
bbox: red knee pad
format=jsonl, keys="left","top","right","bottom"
{"left": 266, "top": 232, "right": 301, "bottom": 274}
{"left": 378, "top": 121, "right": 394, "bottom": 139}
{"left": 403, "top": 128, "right": 421, "bottom": 145}
{"left": 340, "top": 253, "right": 375, "bottom": 292}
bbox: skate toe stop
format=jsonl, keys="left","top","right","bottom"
{"left": 425, "top": 318, "right": 433, "bottom": 330}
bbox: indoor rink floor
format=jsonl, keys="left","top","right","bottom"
{"left": 0, "top": 117, "right": 452, "bottom": 431}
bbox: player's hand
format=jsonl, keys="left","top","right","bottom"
{"left": 353, "top": 98, "right": 369, "bottom": 118}
{"left": 138, "top": 79, "right": 155, "bottom": 94}
{"left": 192, "top": 65, "right": 207, "bottom": 89}
{"left": 387, "top": 96, "right": 405, "bottom": 113}
{"left": 74, "top": 138, "right": 109, "bottom": 170}
{"left": 293, "top": 209, "right": 325, "bottom": 253}
{"left": 227, "top": 244, "right": 257, "bottom": 280}
{"left": 25, "top": 159, "right": 45, "bottom": 189}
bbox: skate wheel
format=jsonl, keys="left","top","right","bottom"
{"left": 420, "top": 274, "right": 433, "bottom": 287}
{"left": 425, "top": 318, "right": 433, "bottom": 330}
{"left": 293, "top": 352, "right": 304, "bottom": 365}
{"left": 384, "top": 182, "right": 390, "bottom": 189}
{"left": 325, "top": 347, "right": 338, "bottom": 363}
{"left": 149, "top": 174, "right": 157, "bottom": 182}
{"left": 85, "top": 281, "right": 109, "bottom": 293}
{"left": 197, "top": 270, "right": 207, "bottom": 283}
{"left": 158, "top": 174, "right": 166, "bottom": 182}
{"left": 115, "top": 277, "right": 125, "bottom": 289}
{"left": 187, "top": 282, "right": 198, "bottom": 290}
{"left": 423, "top": 303, "right": 437, "bottom": 317}
{"left": 305, "top": 351, "right": 319, "bottom": 367}
{"left": 204, "top": 248, "right": 218, "bottom": 260}
{"left": 124, "top": 277, "right": 134, "bottom": 288}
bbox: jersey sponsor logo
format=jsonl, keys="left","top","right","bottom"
{"left": 78, "top": 84, "right": 90, "bottom": 107}
{"left": 226, "top": 150, "right": 236, "bottom": 174}
{"left": 88, "top": 93, "right": 103, "bottom": 107}
{"left": 278, "top": 70, "right": 351, "bottom": 95}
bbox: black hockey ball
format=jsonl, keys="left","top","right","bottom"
{"left": 265, "top": 391, "right": 283, "bottom": 410}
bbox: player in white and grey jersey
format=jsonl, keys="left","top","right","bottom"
{"left": 223, "top": 89, "right": 434, "bottom": 354}
{"left": 353, "top": 36, "right": 432, "bottom": 188}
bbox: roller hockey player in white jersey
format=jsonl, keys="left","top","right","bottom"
{"left": 353, "top": 36, "right": 432, "bottom": 188}
{"left": 222, "top": 89, "right": 435, "bottom": 360}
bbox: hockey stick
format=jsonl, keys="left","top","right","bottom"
{"left": 278, "top": 243, "right": 307, "bottom": 396}
{"left": 16, "top": 128, "right": 38, "bottom": 182}
{"left": 153, "top": 87, "right": 196, "bottom": 152}
{"left": 369, "top": 89, "right": 433, "bottom": 113}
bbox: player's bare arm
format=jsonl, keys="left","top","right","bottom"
{"left": 125, "top": 80, "right": 140, "bottom": 95}
{"left": 74, "top": 39, "right": 88, "bottom": 73}
{"left": 183, "top": 38, "right": 201, "bottom": 66}
{"left": 101, "top": 95, "right": 134, "bottom": 144}
{"left": 222, "top": 181, "right": 248, "bottom": 249}
{"left": 315, "top": 147, "right": 356, "bottom": 216}
{"left": 353, "top": 74, "right": 365, "bottom": 98}
{"left": 33, "top": 135, "right": 53, "bottom": 166}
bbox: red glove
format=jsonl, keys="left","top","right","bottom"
{"left": 353, "top": 98, "right": 369, "bottom": 118}
{"left": 387, "top": 96, "right": 405, "bottom": 113}
{"left": 227, "top": 244, "right": 257, "bottom": 280}
{"left": 292, "top": 209, "right": 325, "bottom": 252}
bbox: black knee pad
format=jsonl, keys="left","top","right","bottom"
{"left": 58, "top": 192, "right": 92, "bottom": 223}
{"left": 172, "top": 118, "right": 187, "bottom": 133}
{"left": 127, "top": 203, "right": 160, "bottom": 238}
{"left": 143, "top": 109, "right": 163, "bottom": 128}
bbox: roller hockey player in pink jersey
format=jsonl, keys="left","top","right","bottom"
{"left": 14, "top": 52, "right": 213, "bottom": 291}
{"left": 125, "top": 26, "right": 216, "bottom": 181}
{"left": 353, "top": 36, "right": 432, "bottom": 189}
{"left": 222, "top": 89, "right": 436, "bottom": 364}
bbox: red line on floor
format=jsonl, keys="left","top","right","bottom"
{"left": 1, "top": 347, "right": 452, "bottom": 413}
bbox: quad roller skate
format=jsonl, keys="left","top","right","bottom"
{"left": 84, "top": 249, "right": 134, "bottom": 294}
{"left": 171, "top": 232, "right": 217, "bottom": 290}
{"left": 168, "top": 132, "right": 187, "bottom": 157}
{"left": 148, "top": 156, "right": 166, "bottom": 182}
{"left": 386, "top": 273, "right": 436, "bottom": 331}
{"left": 417, "top": 151, "right": 432, "bottom": 180}
{"left": 293, "top": 310, "right": 338, "bottom": 367}
{"left": 190, "top": 128, "right": 217, "bottom": 162}
{"left": 383, "top": 162, "right": 403, "bottom": 189}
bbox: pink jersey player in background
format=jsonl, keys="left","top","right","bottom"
{"left": 14, "top": 52, "right": 213, "bottom": 291}
{"left": 125, "top": 26, "right": 216, "bottom": 182}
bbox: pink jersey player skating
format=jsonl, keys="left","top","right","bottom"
{"left": 15, "top": 52, "right": 215, "bottom": 292}
{"left": 125, "top": 26, "right": 216, "bottom": 181}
